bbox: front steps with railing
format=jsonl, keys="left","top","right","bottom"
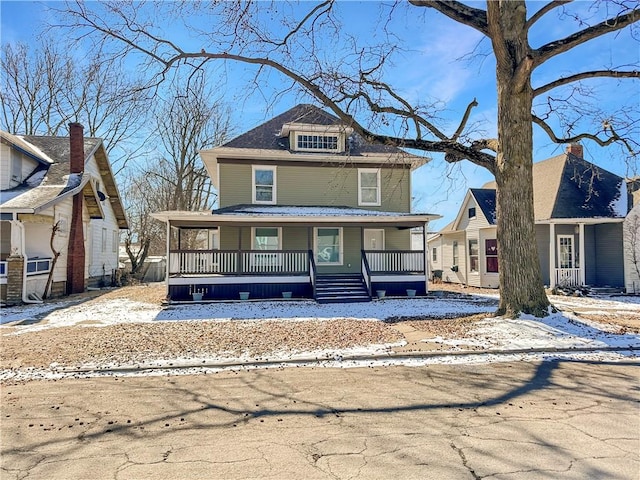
{"left": 315, "top": 274, "right": 371, "bottom": 304}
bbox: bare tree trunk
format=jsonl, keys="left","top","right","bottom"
{"left": 43, "top": 221, "right": 61, "bottom": 300}
{"left": 490, "top": 2, "right": 549, "bottom": 317}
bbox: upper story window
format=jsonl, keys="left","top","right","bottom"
{"left": 468, "top": 207, "right": 476, "bottom": 219}
{"left": 296, "top": 134, "right": 338, "bottom": 151}
{"left": 358, "top": 168, "right": 381, "bottom": 206}
{"left": 252, "top": 165, "right": 276, "bottom": 204}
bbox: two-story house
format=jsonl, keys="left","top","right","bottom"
{"left": 0, "top": 124, "right": 128, "bottom": 304}
{"left": 152, "top": 104, "right": 439, "bottom": 302}
{"left": 428, "top": 144, "right": 627, "bottom": 290}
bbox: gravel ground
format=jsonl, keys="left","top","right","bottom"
{"left": 0, "top": 319, "right": 407, "bottom": 370}
{"left": 2, "top": 283, "right": 637, "bottom": 373}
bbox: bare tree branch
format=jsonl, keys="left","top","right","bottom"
{"left": 409, "top": 0, "right": 489, "bottom": 36}
{"left": 525, "top": 1, "right": 572, "bottom": 30}
{"left": 533, "top": 8, "right": 640, "bottom": 66}
{"left": 534, "top": 69, "right": 640, "bottom": 96}
{"left": 533, "top": 114, "right": 636, "bottom": 154}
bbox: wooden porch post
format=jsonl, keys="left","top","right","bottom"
{"left": 549, "top": 223, "right": 556, "bottom": 288}
{"left": 579, "top": 222, "right": 585, "bottom": 286}
{"left": 423, "top": 223, "right": 428, "bottom": 293}
{"left": 165, "top": 220, "right": 171, "bottom": 297}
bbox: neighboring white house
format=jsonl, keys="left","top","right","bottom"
{"left": 0, "top": 125, "right": 128, "bottom": 304}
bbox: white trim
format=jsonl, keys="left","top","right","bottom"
{"left": 468, "top": 237, "right": 479, "bottom": 274}
{"left": 314, "top": 227, "right": 343, "bottom": 265}
{"left": 252, "top": 165, "right": 277, "bottom": 204}
{"left": 363, "top": 228, "right": 385, "bottom": 250}
{"left": 371, "top": 274, "right": 426, "bottom": 282}
{"left": 578, "top": 223, "right": 585, "bottom": 285}
{"left": 549, "top": 223, "right": 556, "bottom": 287}
{"left": 358, "top": 168, "right": 381, "bottom": 206}
{"left": 168, "top": 275, "right": 310, "bottom": 286}
{"left": 251, "top": 226, "right": 282, "bottom": 250}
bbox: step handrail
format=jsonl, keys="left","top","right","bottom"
{"left": 361, "top": 250, "right": 372, "bottom": 297}
{"left": 308, "top": 249, "right": 317, "bottom": 299}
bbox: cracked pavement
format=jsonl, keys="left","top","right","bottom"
{"left": 1, "top": 359, "right": 639, "bottom": 479}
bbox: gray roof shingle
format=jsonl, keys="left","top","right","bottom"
{"left": 222, "top": 104, "right": 405, "bottom": 156}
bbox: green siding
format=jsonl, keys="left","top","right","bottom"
{"left": 219, "top": 163, "right": 411, "bottom": 211}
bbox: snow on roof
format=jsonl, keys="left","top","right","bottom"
{"left": 214, "top": 205, "right": 436, "bottom": 217}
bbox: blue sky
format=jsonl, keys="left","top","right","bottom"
{"left": 1, "top": 1, "right": 638, "bottom": 229}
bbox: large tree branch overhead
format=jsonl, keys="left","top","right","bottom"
{"left": 534, "top": 70, "right": 640, "bottom": 97}
{"left": 408, "top": 0, "right": 489, "bottom": 37}
{"left": 533, "top": 8, "right": 640, "bottom": 66}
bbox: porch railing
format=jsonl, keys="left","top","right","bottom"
{"left": 554, "top": 268, "right": 581, "bottom": 287}
{"left": 364, "top": 250, "right": 425, "bottom": 274}
{"left": 169, "top": 250, "right": 309, "bottom": 275}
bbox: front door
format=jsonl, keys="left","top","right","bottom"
{"left": 364, "top": 229, "right": 385, "bottom": 250}
{"left": 558, "top": 235, "right": 574, "bottom": 268}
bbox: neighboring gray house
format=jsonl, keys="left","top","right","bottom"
{"left": 152, "top": 104, "right": 439, "bottom": 302}
{"left": 428, "top": 144, "right": 627, "bottom": 289}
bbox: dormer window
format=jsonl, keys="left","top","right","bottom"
{"left": 280, "top": 122, "right": 352, "bottom": 153}
{"left": 296, "top": 134, "right": 338, "bottom": 151}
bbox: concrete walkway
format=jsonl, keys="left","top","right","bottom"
{"left": 2, "top": 360, "right": 638, "bottom": 479}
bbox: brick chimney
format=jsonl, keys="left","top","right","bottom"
{"left": 69, "top": 122, "right": 85, "bottom": 174}
{"left": 566, "top": 143, "right": 583, "bottom": 159}
{"left": 66, "top": 123, "right": 86, "bottom": 294}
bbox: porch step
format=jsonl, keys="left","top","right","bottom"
{"left": 315, "top": 274, "right": 371, "bottom": 304}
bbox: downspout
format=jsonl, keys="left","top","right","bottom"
{"left": 13, "top": 220, "right": 43, "bottom": 304}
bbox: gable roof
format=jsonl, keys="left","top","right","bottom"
{"left": 470, "top": 188, "right": 497, "bottom": 224}
{"left": 0, "top": 132, "right": 128, "bottom": 228}
{"left": 481, "top": 151, "right": 626, "bottom": 221}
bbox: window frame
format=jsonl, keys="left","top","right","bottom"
{"left": 468, "top": 238, "right": 479, "bottom": 273}
{"left": 468, "top": 207, "right": 476, "bottom": 219}
{"left": 314, "top": 227, "right": 343, "bottom": 266}
{"left": 432, "top": 247, "right": 437, "bottom": 262}
{"left": 557, "top": 235, "right": 574, "bottom": 269}
{"left": 251, "top": 227, "right": 282, "bottom": 251}
{"left": 252, "top": 165, "right": 277, "bottom": 204}
{"left": 101, "top": 227, "right": 108, "bottom": 253}
{"left": 358, "top": 168, "right": 381, "bottom": 206}
{"left": 485, "top": 238, "right": 498, "bottom": 273}
{"left": 295, "top": 133, "right": 340, "bottom": 152}
{"left": 452, "top": 241, "right": 459, "bottom": 267}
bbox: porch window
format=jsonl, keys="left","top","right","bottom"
{"left": 315, "top": 227, "right": 342, "bottom": 265}
{"left": 26, "top": 258, "right": 51, "bottom": 276}
{"left": 432, "top": 247, "right": 437, "bottom": 262}
{"left": 485, "top": 239, "right": 498, "bottom": 273}
{"left": 252, "top": 227, "right": 281, "bottom": 250}
{"left": 252, "top": 166, "right": 276, "bottom": 204}
{"left": 112, "top": 230, "right": 118, "bottom": 253}
{"left": 469, "top": 239, "right": 479, "bottom": 273}
{"left": 558, "top": 235, "right": 574, "bottom": 268}
{"left": 358, "top": 169, "right": 381, "bottom": 206}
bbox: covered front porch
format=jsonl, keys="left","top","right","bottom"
{"left": 153, "top": 205, "right": 439, "bottom": 302}
{"left": 540, "top": 219, "right": 624, "bottom": 289}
